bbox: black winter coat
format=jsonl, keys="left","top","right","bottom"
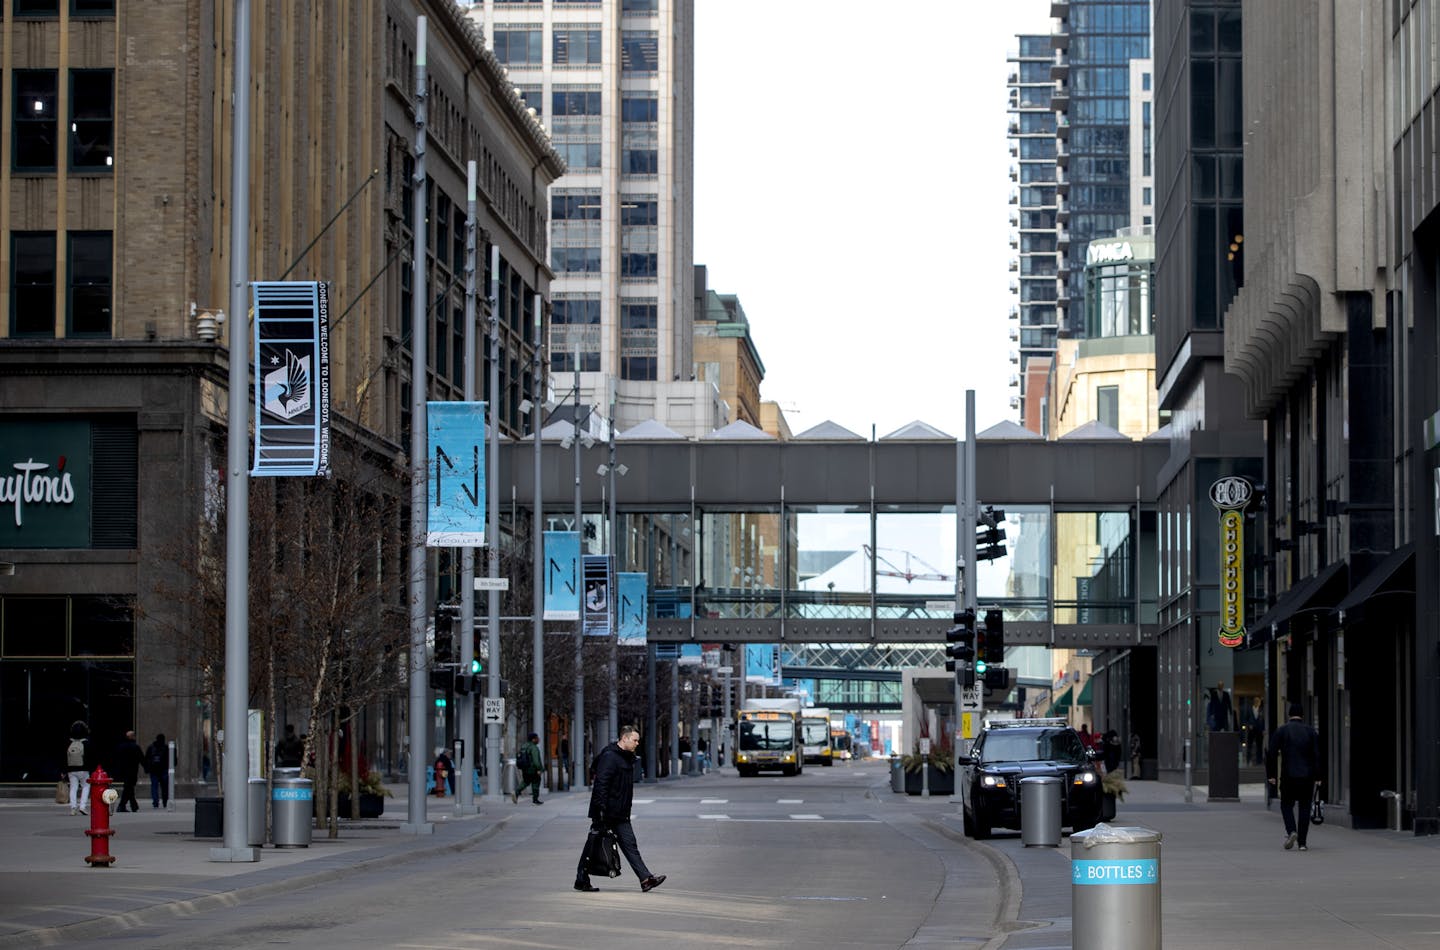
{"left": 113, "top": 737, "right": 143, "bottom": 782}
{"left": 1267, "top": 719, "right": 1321, "bottom": 784}
{"left": 588, "top": 741, "right": 636, "bottom": 824}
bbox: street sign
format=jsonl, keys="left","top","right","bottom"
{"left": 473, "top": 577, "right": 510, "bottom": 591}
{"left": 715, "top": 665, "right": 733, "bottom": 674}
{"left": 961, "top": 686, "right": 982, "bottom": 710}
{"left": 482, "top": 698, "right": 504, "bottom": 724}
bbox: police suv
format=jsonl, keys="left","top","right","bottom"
{"left": 960, "top": 717, "right": 1103, "bottom": 839}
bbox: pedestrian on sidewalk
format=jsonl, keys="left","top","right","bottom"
{"left": 63, "top": 721, "right": 94, "bottom": 816}
{"left": 514, "top": 732, "right": 545, "bottom": 804}
{"left": 145, "top": 733, "right": 170, "bottom": 808}
{"left": 113, "top": 730, "right": 143, "bottom": 813}
{"left": 1266, "top": 702, "right": 1322, "bottom": 851}
{"left": 275, "top": 724, "right": 304, "bottom": 768}
{"left": 574, "top": 725, "right": 666, "bottom": 894}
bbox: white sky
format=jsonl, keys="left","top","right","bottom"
{"left": 694, "top": 0, "right": 1054, "bottom": 440}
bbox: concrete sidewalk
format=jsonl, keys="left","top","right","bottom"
{"left": 0, "top": 783, "right": 563, "bottom": 947}
{"left": 948, "top": 778, "right": 1440, "bottom": 950}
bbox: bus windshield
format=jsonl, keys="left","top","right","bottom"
{"left": 739, "top": 718, "right": 794, "bottom": 751}
{"left": 801, "top": 720, "right": 830, "bottom": 746}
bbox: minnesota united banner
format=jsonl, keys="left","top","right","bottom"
{"left": 616, "top": 572, "right": 648, "bottom": 646}
{"left": 251, "top": 281, "right": 331, "bottom": 477}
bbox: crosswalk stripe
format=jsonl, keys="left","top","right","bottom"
{"left": 700, "top": 798, "right": 728, "bottom": 804}
{"left": 777, "top": 798, "right": 803, "bottom": 804}
{"left": 790, "top": 814, "right": 824, "bottom": 820}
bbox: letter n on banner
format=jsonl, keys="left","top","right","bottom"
{"left": 251, "top": 281, "right": 331, "bottom": 477}
{"left": 426, "top": 402, "right": 486, "bottom": 546}
{"left": 616, "top": 572, "right": 648, "bottom": 646}
{"left": 543, "top": 531, "right": 581, "bottom": 620}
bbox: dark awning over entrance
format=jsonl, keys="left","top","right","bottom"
{"left": 1336, "top": 543, "right": 1414, "bottom": 615}
{"left": 1250, "top": 560, "right": 1348, "bottom": 645}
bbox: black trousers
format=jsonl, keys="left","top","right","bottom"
{"left": 1280, "top": 779, "right": 1315, "bottom": 845}
{"left": 119, "top": 778, "right": 139, "bottom": 812}
{"left": 576, "top": 820, "right": 652, "bottom": 883}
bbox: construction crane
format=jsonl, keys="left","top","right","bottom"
{"left": 864, "top": 545, "right": 953, "bottom": 584}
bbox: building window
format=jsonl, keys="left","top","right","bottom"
{"left": 551, "top": 296, "right": 600, "bottom": 372}
{"left": 621, "top": 198, "right": 657, "bottom": 226}
{"left": 622, "top": 127, "right": 658, "bottom": 175}
{"left": 551, "top": 246, "right": 600, "bottom": 273}
{"left": 556, "top": 141, "right": 601, "bottom": 169}
{"left": 14, "top": 70, "right": 58, "bottom": 171}
{"left": 11, "top": 232, "right": 56, "bottom": 337}
{"left": 493, "top": 29, "right": 543, "bottom": 66}
{"left": 14, "top": 0, "right": 58, "bottom": 15}
{"left": 622, "top": 94, "right": 658, "bottom": 122}
{"left": 621, "top": 226, "right": 657, "bottom": 280}
{"left": 553, "top": 191, "right": 602, "bottom": 220}
{"left": 71, "top": 0, "right": 116, "bottom": 14}
{"left": 1096, "top": 386, "right": 1120, "bottom": 431}
{"left": 621, "top": 31, "right": 658, "bottom": 73}
{"left": 553, "top": 29, "right": 601, "bottom": 66}
{"left": 622, "top": 0, "right": 657, "bottom": 10}
{"left": 68, "top": 231, "right": 112, "bottom": 336}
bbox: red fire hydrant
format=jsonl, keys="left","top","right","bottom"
{"left": 84, "top": 766, "right": 116, "bottom": 867}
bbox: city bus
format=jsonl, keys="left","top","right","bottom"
{"left": 735, "top": 699, "right": 802, "bottom": 776}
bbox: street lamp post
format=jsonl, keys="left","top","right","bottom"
{"left": 530, "top": 293, "right": 544, "bottom": 783}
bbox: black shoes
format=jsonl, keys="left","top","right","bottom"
{"left": 574, "top": 880, "right": 600, "bottom": 892}
{"left": 532, "top": 799, "right": 544, "bottom": 805}
{"left": 640, "top": 874, "right": 666, "bottom": 893}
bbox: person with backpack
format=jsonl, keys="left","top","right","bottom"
{"left": 145, "top": 733, "right": 170, "bottom": 808}
{"left": 513, "top": 732, "right": 544, "bottom": 805}
{"left": 63, "top": 721, "right": 94, "bottom": 816}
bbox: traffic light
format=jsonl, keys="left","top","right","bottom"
{"left": 976, "top": 506, "right": 1007, "bottom": 561}
{"left": 975, "top": 624, "right": 989, "bottom": 676}
{"left": 945, "top": 609, "right": 977, "bottom": 687}
{"left": 434, "top": 605, "right": 455, "bottom": 663}
{"left": 983, "top": 608, "right": 1005, "bottom": 664}
{"left": 428, "top": 669, "right": 450, "bottom": 691}
{"left": 453, "top": 673, "right": 470, "bottom": 695}
{"left": 983, "top": 666, "right": 1013, "bottom": 692}
{"left": 470, "top": 657, "right": 483, "bottom": 675}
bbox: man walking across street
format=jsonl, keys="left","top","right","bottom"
{"left": 1267, "top": 702, "right": 1322, "bottom": 851}
{"left": 574, "top": 725, "right": 665, "bottom": 893}
{"left": 64, "top": 722, "right": 93, "bottom": 816}
{"left": 514, "top": 732, "right": 544, "bottom": 804}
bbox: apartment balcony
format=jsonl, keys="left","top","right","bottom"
{"left": 1008, "top": 304, "right": 1020, "bottom": 320}
{"left": 1009, "top": 233, "right": 1019, "bottom": 249}
{"left": 1051, "top": 48, "right": 1069, "bottom": 79}
{"left": 1009, "top": 395, "right": 1022, "bottom": 410}
{"left": 1050, "top": 0, "right": 1068, "bottom": 17}
{"left": 1009, "top": 258, "right": 1020, "bottom": 273}
{"left": 1008, "top": 118, "right": 1020, "bottom": 135}
{"left": 1055, "top": 166, "right": 1068, "bottom": 195}
{"left": 1057, "top": 226, "right": 1070, "bottom": 247}
{"left": 1051, "top": 23, "right": 1069, "bottom": 50}
{"left": 1052, "top": 79, "right": 1069, "bottom": 109}
{"left": 1009, "top": 350, "right": 1021, "bottom": 364}
{"left": 1055, "top": 115, "right": 1070, "bottom": 140}
{"left": 1056, "top": 195, "right": 1069, "bottom": 223}
{"left": 1009, "top": 141, "right": 1019, "bottom": 157}
{"left": 1008, "top": 327, "right": 1020, "bottom": 343}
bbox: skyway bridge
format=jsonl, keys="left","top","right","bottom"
{"left": 497, "top": 422, "right": 1171, "bottom": 651}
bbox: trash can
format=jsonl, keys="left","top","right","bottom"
{"left": 890, "top": 757, "right": 904, "bottom": 793}
{"left": 194, "top": 796, "right": 223, "bottom": 838}
{"left": 271, "top": 771, "right": 313, "bottom": 848}
{"left": 247, "top": 778, "right": 267, "bottom": 848}
{"left": 1071, "top": 824, "right": 1162, "bottom": 950}
{"left": 1381, "top": 790, "right": 1401, "bottom": 831}
{"left": 1020, "top": 776, "right": 1062, "bottom": 847}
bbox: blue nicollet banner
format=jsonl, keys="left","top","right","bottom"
{"left": 427, "top": 402, "right": 486, "bottom": 546}
{"left": 543, "top": 531, "right": 581, "bottom": 620}
{"left": 584, "top": 554, "right": 613, "bottom": 637}
{"left": 251, "top": 281, "right": 331, "bottom": 477}
{"left": 616, "top": 572, "right": 648, "bottom": 646}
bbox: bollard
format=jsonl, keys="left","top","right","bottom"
{"left": 1071, "top": 824, "right": 1162, "bottom": 949}
{"left": 1020, "top": 776, "right": 1062, "bottom": 847}
{"left": 248, "top": 778, "right": 268, "bottom": 848}
{"left": 84, "top": 767, "right": 117, "bottom": 867}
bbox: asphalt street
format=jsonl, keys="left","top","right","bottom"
{"left": 4, "top": 760, "right": 1440, "bottom": 948}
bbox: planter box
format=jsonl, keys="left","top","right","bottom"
{"left": 335, "top": 791, "right": 385, "bottom": 818}
{"left": 904, "top": 765, "right": 955, "bottom": 796}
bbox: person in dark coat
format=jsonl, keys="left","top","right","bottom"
{"left": 574, "top": 725, "right": 665, "bottom": 893}
{"left": 113, "top": 730, "right": 144, "bottom": 813}
{"left": 275, "top": 724, "right": 304, "bottom": 768}
{"left": 1266, "top": 702, "right": 1322, "bottom": 851}
{"left": 1101, "top": 729, "right": 1123, "bottom": 775}
{"left": 145, "top": 733, "right": 170, "bottom": 808}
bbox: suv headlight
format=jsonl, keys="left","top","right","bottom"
{"left": 981, "top": 775, "right": 1007, "bottom": 788}
{"left": 1074, "top": 771, "right": 1097, "bottom": 785}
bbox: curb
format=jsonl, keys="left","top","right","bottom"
{"left": 924, "top": 817, "right": 1025, "bottom": 950}
{"left": 0, "top": 816, "right": 512, "bottom": 948}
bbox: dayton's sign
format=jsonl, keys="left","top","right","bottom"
{"left": 0, "top": 420, "right": 91, "bottom": 547}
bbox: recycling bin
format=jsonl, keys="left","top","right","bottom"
{"left": 1020, "top": 776, "right": 1062, "bottom": 847}
{"left": 247, "top": 778, "right": 267, "bottom": 848}
{"left": 194, "top": 796, "right": 223, "bottom": 838}
{"left": 271, "top": 771, "right": 313, "bottom": 848}
{"left": 1071, "top": 824, "right": 1162, "bottom": 949}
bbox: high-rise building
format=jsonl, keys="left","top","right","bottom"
{"left": 1007, "top": 35, "right": 1060, "bottom": 419}
{"left": 467, "top": 0, "right": 697, "bottom": 433}
{"left": 1049, "top": 0, "right": 1150, "bottom": 339}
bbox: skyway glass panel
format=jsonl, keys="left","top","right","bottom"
{"left": 977, "top": 506, "right": 1050, "bottom": 621}
{"left": 1053, "top": 510, "right": 1134, "bottom": 623}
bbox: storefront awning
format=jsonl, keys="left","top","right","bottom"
{"left": 1336, "top": 543, "right": 1414, "bottom": 615}
{"left": 1250, "top": 560, "right": 1348, "bottom": 645}
{"left": 1046, "top": 686, "right": 1073, "bottom": 716}
{"left": 1076, "top": 677, "right": 1094, "bottom": 706}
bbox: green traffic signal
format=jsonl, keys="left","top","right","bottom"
{"left": 471, "top": 658, "right": 482, "bottom": 674}
{"left": 975, "top": 659, "right": 988, "bottom": 675}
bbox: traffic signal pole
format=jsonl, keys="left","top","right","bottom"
{"left": 960, "top": 391, "right": 981, "bottom": 753}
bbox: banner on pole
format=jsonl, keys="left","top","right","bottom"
{"left": 543, "top": 531, "right": 581, "bottom": 620}
{"left": 616, "top": 572, "right": 648, "bottom": 646}
{"left": 426, "top": 401, "right": 486, "bottom": 546}
{"left": 745, "top": 644, "right": 780, "bottom": 685}
{"left": 583, "top": 554, "right": 612, "bottom": 637}
{"left": 251, "top": 281, "right": 331, "bottom": 477}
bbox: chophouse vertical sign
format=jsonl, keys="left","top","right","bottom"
{"left": 1209, "top": 476, "right": 1253, "bottom": 648}
{"left": 251, "top": 281, "right": 331, "bottom": 477}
